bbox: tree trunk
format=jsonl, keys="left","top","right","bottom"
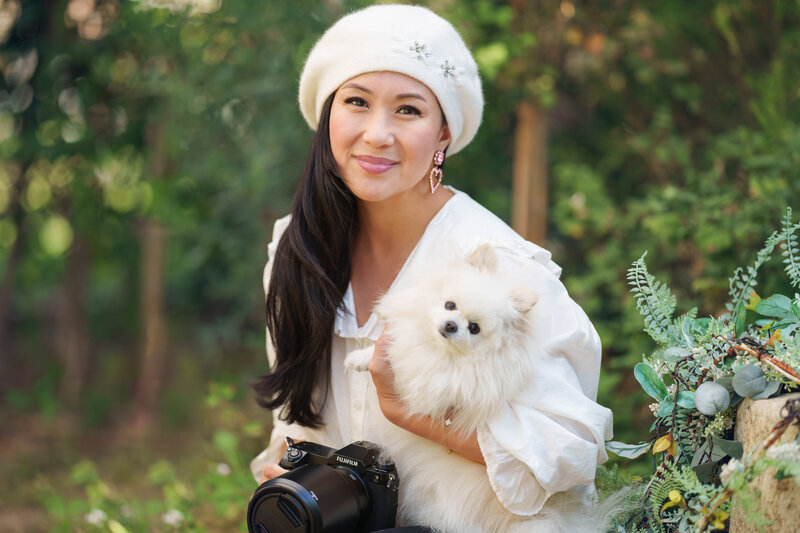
{"left": 134, "top": 218, "right": 168, "bottom": 419}
{"left": 133, "top": 122, "right": 169, "bottom": 426}
{"left": 54, "top": 235, "right": 91, "bottom": 410}
{"left": 0, "top": 166, "right": 25, "bottom": 388}
{"left": 0, "top": 222, "right": 21, "bottom": 384}
{"left": 511, "top": 99, "right": 549, "bottom": 245}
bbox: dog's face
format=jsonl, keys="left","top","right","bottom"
{"left": 423, "top": 245, "right": 537, "bottom": 359}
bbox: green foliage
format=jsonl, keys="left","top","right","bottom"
{"left": 613, "top": 212, "right": 800, "bottom": 531}
{"left": 781, "top": 208, "right": 800, "bottom": 289}
{"left": 38, "top": 380, "right": 266, "bottom": 531}
{"left": 628, "top": 254, "right": 679, "bottom": 346}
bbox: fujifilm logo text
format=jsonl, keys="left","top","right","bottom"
{"left": 336, "top": 456, "right": 359, "bottom": 467}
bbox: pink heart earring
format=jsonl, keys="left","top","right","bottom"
{"left": 429, "top": 150, "right": 445, "bottom": 193}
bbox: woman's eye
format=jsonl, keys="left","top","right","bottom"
{"left": 444, "top": 301, "right": 456, "bottom": 311}
{"left": 397, "top": 105, "right": 421, "bottom": 115}
{"left": 344, "top": 97, "right": 368, "bottom": 107}
{"left": 468, "top": 322, "right": 480, "bottom": 335}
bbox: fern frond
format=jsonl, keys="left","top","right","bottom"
{"left": 780, "top": 207, "right": 800, "bottom": 289}
{"left": 628, "top": 252, "right": 678, "bottom": 346}
{"left": 726, "top": 230, "right": 781, "bottom": 311}
{"left": 647, "top": 466, "right": 686, "bottom": 527}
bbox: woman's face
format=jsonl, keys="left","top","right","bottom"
{"left": 329, "top": 71, "right": 451, "bottom": 204}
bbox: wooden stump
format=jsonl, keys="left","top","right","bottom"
{"left": 730, "top": 393, "right": 800, "bottom": 532}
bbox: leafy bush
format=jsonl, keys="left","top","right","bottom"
{"left": 607, "top": 208, "right": 800, "bottom": 531}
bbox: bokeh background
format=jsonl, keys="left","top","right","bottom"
{"left": 1, "top": 0, "right": 798, "bottom": 530}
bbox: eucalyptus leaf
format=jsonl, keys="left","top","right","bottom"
{"left": 605, "top": 440, "right": 652, "bottom": 459}
{"left": 695, "top": 381, "right": 730, "bottom": 415}
{"left": 711, "top": 435, "right": 743, "bottom": 460}
{"left": 750, "top": 379, "right": 780, "bottom": 399}
{"left": 755, "top": 294, "right": 794, "bottom": 319}
{"left": 664, "top": 346, "right": 692, "bottom": 363}
{"left": 634, "top": 363, "right": 668, "bottom": 401}
{"left": 715, "top": 376, "right": 735, "bottom": 393}
{"left": 732, "top": 364, "right": 767, "bottom": 397}
{"left": 692, "top": 461, "right": 718, "bottom": 483}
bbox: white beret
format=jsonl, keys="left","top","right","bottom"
{"left": 298, "top": 4, "right": 484, "bottom": 156}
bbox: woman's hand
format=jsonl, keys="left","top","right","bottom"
{"left": 259, "top": 463, "right": 288, "bottom": 484}
{"left": 258, "top": 440, "right": 289, "bottom": 484}
{"left": 368, "top": 331, "right": 406, "bottom": 422}
{"left": 368, "top": 329, "right": 485, "bottom": 465}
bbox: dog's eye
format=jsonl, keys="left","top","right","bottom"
{"left": 468, "top": 322, "right": 480, "bottom": 335}
{"left": 444, "top": 301, "right": 456, "bottom": 311}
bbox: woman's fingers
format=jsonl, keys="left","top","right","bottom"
{"left": 259, "top": 463, "right": 289, "bottom": 483}
{"left": 368, "top": 330, "right": 396, "bottom": 392}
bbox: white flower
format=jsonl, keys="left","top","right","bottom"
{"left": 719, "top": 458, "right": 743, "bottom": 485}
{"left": 765, "top": 442, "right": 800, "bottom": 463}
{"left": 85, "top": 508, "right": 107, "bottom": 526}
{"left": 216, "top": 462, "right": 231, "bottom": 476}
{"left": 162, "top": 509, "right": 185, "bottom": 527}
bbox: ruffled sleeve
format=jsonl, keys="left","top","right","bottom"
{"left": 476, "top": 247, "right": 613, "bottom": 515}
{"left": 250, "top": 214, "right": 314, "bottom": 481}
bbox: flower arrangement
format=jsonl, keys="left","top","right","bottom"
{"left": 608, "top": 208, "right": 800, "bottom": 532}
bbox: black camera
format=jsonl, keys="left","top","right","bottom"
{"left": 247, "top": 438, "right": 399, "bottom": 533}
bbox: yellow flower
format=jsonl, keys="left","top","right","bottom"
{"left": 711, "top": 510, "right": 729, "bottom": 530}
{"left": 660, "top": 490, "right": 685, "bottom": 513}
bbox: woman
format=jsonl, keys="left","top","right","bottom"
{"left": 251, "top": 4, "right": 613, "bottom": 530}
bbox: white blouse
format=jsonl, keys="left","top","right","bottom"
{"left": 250, "top": 188, "right": 614, "bottom": 516}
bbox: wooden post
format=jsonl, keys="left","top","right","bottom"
{"left": 133, "top": 122, "right": 169, "bottom": 426}
{"left": 731, "top": 394, "right": 800, "bottom": 532}
{"left": 512, "top": 99, "right": 548, "bottom": 245}
{"left": 135, "top": 218, "right": 167, "bottom": 417}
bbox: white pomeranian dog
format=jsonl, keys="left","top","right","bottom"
{"left": 345, "top": 244, "right": 607, "bottom": 533}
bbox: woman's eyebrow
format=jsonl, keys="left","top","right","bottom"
{"left": 396, "top": 92, "right": 427, "bottom": 102}
{"left": 340, "top": 83, "right": 428, "bottom": 102}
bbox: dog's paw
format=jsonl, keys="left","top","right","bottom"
{"left": 344, "top": 346, "right": 373, "bottom": 372}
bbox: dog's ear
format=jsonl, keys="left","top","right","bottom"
{"left": 510, "top": 287, "right": 538, "bottom": 315}
{"left": 466, "top": 244, "right": 498, "bottom": 273}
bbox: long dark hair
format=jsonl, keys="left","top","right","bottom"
{"left": 252, "top": 92, "right": 358, "bottom": 428}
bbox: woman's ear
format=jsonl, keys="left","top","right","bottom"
{"left": 438, "top": 124, "right": 451, "bottom": 152}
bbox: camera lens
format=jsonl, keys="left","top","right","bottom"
{"left": 248, "top": 464, "right": 370, "bottom": 533}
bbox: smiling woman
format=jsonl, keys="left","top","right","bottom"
{"left": 330, "top": 72, "right": 451, "bottom": 205}
{"left": 249, "top": 4, "right": 613, "bottom": 532}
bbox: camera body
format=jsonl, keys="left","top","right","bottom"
{"left": 247, "top": 438, "right": 399, "bottom": 533}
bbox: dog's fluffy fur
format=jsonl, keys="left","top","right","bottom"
{"left": 345, "top": 245, "right": 609, "bottom": 532}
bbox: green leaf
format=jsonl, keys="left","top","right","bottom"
{"left": 692, "top": 461, "right": 718, "bottom": 483}
{"left": 657, "top": 400, "right": 675, "bottom": 417}
{"left": 711, "top": 435, "right": 743, "bottom": 460}
{"left": 605, "top": 440, "right": 652, "bottom": 459}
{"left": 691, "top": 440, "right": 710, "bottom": 467}
{"left": 634, "top": 363, "right": 669, "bottom": 401}
{"left": 751, "top": 379, "right": 780, "bottom": 399}
{"left": 664, "top": 346, "right": 691, "bottom": 363}
{"left": 755, "top": 294, "right": 794, "bottom": 319}
{"left": 676, "top": 390, "right": 695, "bottom": 409}
{"left": 734, "top": 300, "right": 746, "bottom": 334}
{"left": 733, "top": 364, "right": 767, "bottom": 398}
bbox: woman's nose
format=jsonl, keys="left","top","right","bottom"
{"left": 362, "top": 111, "right": 394, "bottom": 147}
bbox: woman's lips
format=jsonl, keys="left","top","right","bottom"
{"left": 356, "top": 155, "right": 398, "bottom": 174}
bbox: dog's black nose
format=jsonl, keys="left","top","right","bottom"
{"left": 439, "top": 321, "right": 458, "bottom": 337}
